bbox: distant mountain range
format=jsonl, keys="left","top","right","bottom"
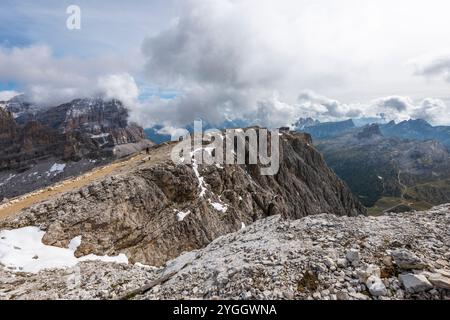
{"left": 295, "top": 118, "right": 450, "bottom": 213}
{"left": 295, "top": 117, "right": 450, "bottom": 148}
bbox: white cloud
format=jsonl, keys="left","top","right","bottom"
{"left": 0, "top": 90, "right": 20, "bottom": 101}
{"left": 293, "top": 92, "right": 450, "bottom": 126}
{"left": 136, "top": 0, "right": 450, "bottom": 127}
{"left": 413, "top": 98, "right": 450, "bottom": 125}
{"left": 97, "top": 74, "right": 140, "bottom": 107}
{"left": 0, "top": 45, "right": 141, "bottom": 106}
{"left": 3, "top": 0, "right": 450, "bottom": 127}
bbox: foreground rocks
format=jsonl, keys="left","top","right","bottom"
{"left": 1, "top": 205, "right": 448, "bottom": 300}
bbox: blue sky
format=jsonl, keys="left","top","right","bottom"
{"left": 0, "top": 0, "right": 180, "bottom": 103}
{"left": 2, "top": 0, "right": 450, "bottom": 126}
{"left": 0, "top": 0, "right": 176, "bottom": 56}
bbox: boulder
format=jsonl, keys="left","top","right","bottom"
{"left": 366, "top": 275, "right": 387, "bottom": 297}
{"left": 391, "top": 249, "right": 427, "bottom": 270}
{"left": 427, "top": 273, "right": 450, "bottom": 290}
{"left": 346, "top": 249, "right": 360, "bottom": 266}
{"left": 399, "top": 274, "right": 433, "bottom": 293}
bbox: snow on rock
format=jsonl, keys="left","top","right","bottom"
{"left": 209, "top": 200, "right": 228, "bottom": 213}
{"left": 189, "top": 149, "right": 208, "bottom": 198}
{"left": 176, "top": 210, "right": 191, "bottom": 222}
{"left": 91, "top": 133, "right": 110, "bottom": 139}
{"left": 68, "top": 236, "right": 82, "bottom": 251}
{"left": 0, "top": 227, "right": 128, "bottom": 273}
{"left": 49, "top": 163, "right": 66, "bottom": 174}
{"left": 79, "top": 254, "right": 128, "bottom": 264}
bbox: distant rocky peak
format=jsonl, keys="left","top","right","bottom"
{"left": 293, "top": 117, "right": 320, "bottom": 130}
{"left": 394, "top": 118, "right": 432, "bottom": 129}
{"left": 3, "top": 94, "right": 41, "bottom": 118}
{"left": 357, "top": 124, "right": 383, "bottom": 139}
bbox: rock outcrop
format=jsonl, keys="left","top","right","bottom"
{"left": 0, "top": 130, "right": 365, "bottom": 266}
{"left": 0, "top": 96, "right": 153, "bottom": 200}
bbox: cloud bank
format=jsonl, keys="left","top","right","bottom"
{"left": 136, "top": 0, "right": 450, "bottom": 128}
{"left": 2, "top": 0, "right": 450, "bottom": 128}
{"left": 0, "top": 45, "right": 141, "bottom": 106}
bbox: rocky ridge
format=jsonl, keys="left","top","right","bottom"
{"left": 0, "top": 204, "right": 448, "bottom": 300}
{"left": 0, "top": 130, "right": 365, "bottom": 267}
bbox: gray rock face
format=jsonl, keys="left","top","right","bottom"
{"left": 0, "top": 131, "right": 365, "bottom": 266}
{"left": 428, "top": 273, "right": 450, "bottom": 290}
{"left": 399, "top": 274, "right": 433, "bottom": 293}
{"left": 391, "top": 249, "right": 427, "bottom": 270}
{"left": 0, "top": 97, "right": 153, "bottom": 200}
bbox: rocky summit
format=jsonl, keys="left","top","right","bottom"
{"left": 0, "top": 204, "right": 448, "bottom": 300}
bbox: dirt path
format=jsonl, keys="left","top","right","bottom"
{"left": 0, "top": 143, "right": 175, "bottom": 221}
{"left": 398, "top": 170, "right": 408, "bottom": 200}
{"left": 0, "top": 153, "right": 148, "bottom": 220}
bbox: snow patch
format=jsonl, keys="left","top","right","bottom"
{"left": 49, "top": 163, "right": 66, "bottom": 174}
{"left": 176, "top": 210, "right": 191, "bottom": 222}
{"left": 0, "top": 227, "right": 128, "bottom": 273}
{"left": 209, "top": 200, "right": 228, "bottom": 213}
{"left": 68, "top": 236, "right": 82, "bottom": 251}
{"left": 190, "top": 149, "right": 208, "bottom": 198}
{"left": 91, "top": 133, "right": 110, "bottom": 139}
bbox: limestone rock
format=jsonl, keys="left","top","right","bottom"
{"left": 427, "top": 273, "right": 450, "bottom": 290}
{"left": 0, "top": 130, "right": 365, "bottom": 266}
{"left": 399, "top": 274, "right": 433, "bottom": 293}
{"left": 391, "top": 249, "right": 427, "bottom": 270}
{"left": 366, "top": 275, "right": 387, "bottom": 297}
{"left": 346, "top": 249, "right": 360, "bottom": 266}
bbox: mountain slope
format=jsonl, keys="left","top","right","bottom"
{"left": 0, "top": 130, "right": 365, "bottom": 266}
{"left": 380, "top": 119, "right": 450, "bottom": 147}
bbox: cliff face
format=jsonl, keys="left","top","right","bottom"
{"left": 0, "top": 109, "right": 67, "bottom": 171}
{"left": 0, "top": 97, "right": 152, "bottom": 201}
{"left": 34, "top": 98, "right": 146, "bottom": 145}
{"left": 1, "top": 97, "right": 148, "bottom": 168}
{"left": 0, "top": 130, "right": 365, "bottom": 266}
